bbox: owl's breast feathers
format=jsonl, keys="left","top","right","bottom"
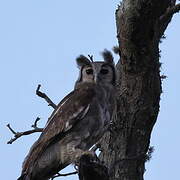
{"left": 21, "top": 82, "right": 114, "bottom": 177}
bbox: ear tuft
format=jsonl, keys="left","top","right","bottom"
{"left": 101, "top": 49, "right": 114, "bottom": 64}
{"left": 76, "top": 55, "right": 91, "bottom": 68}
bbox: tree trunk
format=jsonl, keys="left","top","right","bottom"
{"left": 99, "top": 1, "right": 179, "bottom": 180}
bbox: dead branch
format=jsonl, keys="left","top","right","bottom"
{"left": 158, "top": 3, "right": 180, "bottom": 38}
{"left": 51, "top": 171, "right": 77, "bottom": 180}
{"left": 36, "top": 84, "right": 57, "bottom": 109}
{"left": 160, "top": 3, "right": 180, "bottom": 24}
{"left": 7, "top": 117, "right": 43, "bottom": 144}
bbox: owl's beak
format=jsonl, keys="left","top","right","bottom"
{"left": 93, "top": 74, "right": 99, "bottom": 83}
{"left": 92, "top": 64, "right": 101, "bottom": 83}
{"left": 93, "top": 75, "right": 97, "bottom": 83}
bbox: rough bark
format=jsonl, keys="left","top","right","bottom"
{"left": 99, "top": 1, "right": 178, "bottom": 180}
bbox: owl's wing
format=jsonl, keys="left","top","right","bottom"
{"left": 23, "top": 86, "right": 95, "bottom": 172}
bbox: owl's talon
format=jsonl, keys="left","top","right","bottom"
{"left": 75, "top": 150, "right": 99, "bottom": 166}
{"left": 79, "top": 151, "right": 100, "bottom": 164}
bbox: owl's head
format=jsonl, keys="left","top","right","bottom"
{"left": 75, "top": 50, "right": 116, "bottom": 88}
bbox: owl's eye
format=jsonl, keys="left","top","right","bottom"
{"left": 86, "top": 69, "right": 93, "bottom": 75}
{"left": 100, "top": 69, "right": 109, "bottom": 74}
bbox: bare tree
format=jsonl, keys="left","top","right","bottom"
{"left": 99, "top": 0, "right": 180, "bottom": 180}
{"left": 7, "top": 0, "right": 180, "bottom": 180}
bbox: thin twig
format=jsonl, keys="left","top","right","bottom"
{"left": 88, "top": 55, "right": 94, "bottom": 62}
{"left": 36, "top": 84, "right": 57, "bottom": 109}
{"left": 31, "top": 117, "right": 41, "bottom": 128}
{"left": 7, "top": 117, "right": 43, "bottom": 144}
{"left": 51, "top": 171, "right": 77, "bottom": 179}
{"left": 7, "top": 123, "right": 17, "bottom": 134}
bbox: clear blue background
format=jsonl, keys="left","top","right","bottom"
{"left": 0, "top": 1, "right": 179, "bottom": 180}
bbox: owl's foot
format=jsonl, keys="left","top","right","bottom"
{"left": 78, "top": 153, "right": 109, "bottom": 180}
{"left": 74, "top": 150, "right": 99, "bottom": 169}
{"left": 82, "top": 150, "right": 99, "bottom": 162}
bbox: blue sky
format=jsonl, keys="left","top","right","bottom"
{"left": 0, "top": 1, "right": 179, "bottom": 180}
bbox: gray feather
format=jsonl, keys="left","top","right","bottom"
{"left": 18, "top": 52, "right": 116, "bottom": 180}
{"left": 101, "top": 49, "right": 114, "bottom": 64}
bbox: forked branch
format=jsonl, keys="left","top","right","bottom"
{"left": 7, "top": 117, "right": 43, "bottom": 144}
{"left": 36, "top": 84, "right": 57, "bottom": 109}
{"left": 7, "top": 85, "right": 56, "bottom": 144}
{"left": 160, "top": 3, "right": 180, "bottom": 24}
{"left": 158, "top": 3, "right": 180, "bottom": 37}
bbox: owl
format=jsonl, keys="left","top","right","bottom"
{"left": 18, "top": 50, "right": 116, "bottom": 180}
